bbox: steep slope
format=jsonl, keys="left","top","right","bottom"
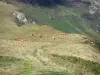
{"left": 1, "top": 0, "right": 100, "bottom": 35}
{"left": 0, "top": 1, "right": 100, "bottom": 75}
{"left": 0, "top": 1, "right": 18, "bottom": 33}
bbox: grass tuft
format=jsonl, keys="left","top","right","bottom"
{"left": 51, "top": 54, "right": 100, "bottom": 75}
{"left": 0, "top": 56, "right": 22, "bottom": 67}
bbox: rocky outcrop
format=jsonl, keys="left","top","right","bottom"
{"left": 13, "top": 11, "right": 28, "bottom": 25}
{"left": 13, "top": 11, "right": 36, "bottom": 26}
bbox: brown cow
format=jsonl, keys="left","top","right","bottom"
{"left": 60, "top": 32, "right": 67, "bottom": 35}
{"left": 52, "top": 36, "right": 56, "bottom": 40}
{"left": 14, "top": 37, "right": 26, "bottom": 42}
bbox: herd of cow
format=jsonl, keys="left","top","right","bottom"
{"left": 14, "top": 32, "right": 68, "bottom": 42}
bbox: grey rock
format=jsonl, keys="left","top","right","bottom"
{"left": 13, "top": 11, "right": 37, "bottom": 26}
{"left": 13, "top": 11, "right": 28, "bottom": 24}
{"left": 32, "top": 21, "right": 37, "bottom": 25}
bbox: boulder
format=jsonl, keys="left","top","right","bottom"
{"left": 13, "top": 11, "right": 28, "bottom": 25}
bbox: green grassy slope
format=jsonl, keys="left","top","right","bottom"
{"left": 19, "top": 3, "right": 100, "bottom": 42}
{"left": 0, "top": 1, "right": 100, "bottom": 75}
{"left": 2, "top": 0, "right": 100, "bottom": 41}
{"left": 20, "top": 5, "right": 84, "bottom": 33}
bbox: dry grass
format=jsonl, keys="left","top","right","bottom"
{"left": 0, "top": 1, "right": 100, "bottom": 75}
{"left": 0, "top": 1, "right": 18, "bottom": 34}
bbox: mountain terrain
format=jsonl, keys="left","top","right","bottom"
{"left": 0, "top": 1, "right": 100, "bottom": 75}
{"left": 3, "top": 0, "right": 100, "bottom": 37}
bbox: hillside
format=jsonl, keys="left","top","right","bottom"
{"left": 0, "top": 1, "right": 100, "bottom": 75}
{"left": 4, "top": 0, "right": 100, "bottom": 40}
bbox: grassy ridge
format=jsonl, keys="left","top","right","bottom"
{"left": 19, "top": 4, "right": 100, "bottom": 44}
